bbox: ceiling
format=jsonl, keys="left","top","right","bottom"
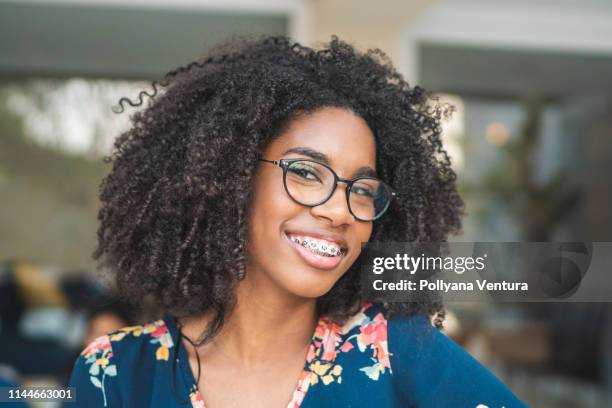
{"left": 0, "top": 1, "right": 288, "bottom": 79}
{"left": 419, "top": 43, "right": 612, "bottom": 99}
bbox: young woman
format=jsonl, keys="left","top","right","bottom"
{"left": 68, "top": 36, "right": 528, "bottom": 407}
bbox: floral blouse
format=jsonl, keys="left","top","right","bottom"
{"left": 67, "top": 302, "right": 528, "bottom": 407}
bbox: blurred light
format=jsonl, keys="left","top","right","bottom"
{"left": 4, "top": 78, "right": 147, "bottom": 158}
{"left": 485, "top": 122, "right": 510, "bottom": 146}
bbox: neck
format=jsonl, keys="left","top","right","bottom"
{"left": 178, "top": 268, "right": 318, "bottom": 369}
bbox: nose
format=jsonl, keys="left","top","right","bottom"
{"left": 309, "top": 182, "right": 354, "bottom": 226}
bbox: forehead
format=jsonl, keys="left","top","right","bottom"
{"left": 265, "top": 107, "right": 377, "bottom": 169}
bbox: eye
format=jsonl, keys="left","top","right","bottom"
{"left": 287, "top": 162, "right": 322, "bottom": 182}
{"left": 289, "top": 167, "right": 318, "bottom": 180}
{"left": 352, "top": 186, "right": 375, "bottom": 198}
{"left": 351, "top": 180, "right": 378, "bottom": 198}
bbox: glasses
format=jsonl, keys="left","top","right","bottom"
{"left": 258, "top": 158, "right": 396, "bottom": 222}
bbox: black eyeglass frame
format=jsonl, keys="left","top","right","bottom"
{"left": 258, "top": 158, "right": 396, "bottom": 222}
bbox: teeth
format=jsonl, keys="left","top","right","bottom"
{"left": 288, "top": 235, "right": 345, "bottom": 257}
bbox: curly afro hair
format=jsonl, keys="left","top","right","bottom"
{"left": 93, "top": 35, "right": 464, "bottom": 344}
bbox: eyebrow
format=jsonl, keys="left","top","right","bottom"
{"left": 282, "top": 147, "right": 378, "bottom": 178}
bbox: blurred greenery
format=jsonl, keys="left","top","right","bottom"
{"left": 457, "top": 98, "right": 581, "bottom": 241}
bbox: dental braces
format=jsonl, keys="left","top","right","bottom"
{"left": 289, "top": 235, "right": 346, "bottom": 257}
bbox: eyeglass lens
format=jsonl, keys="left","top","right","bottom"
{"left": 284, "top": 160, "right": 391, "bottom": 221}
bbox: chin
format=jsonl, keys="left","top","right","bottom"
{"left": 292, "top": 284, "right": 335, "bottom": 299}
{"left": 278, "top": 267, "right": 343, "bottom": 299}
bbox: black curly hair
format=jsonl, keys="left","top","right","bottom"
{"left": 93, "top": 35, "right": 464, "bottom": 345}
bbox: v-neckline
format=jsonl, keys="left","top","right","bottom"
{"left": 164, "top": 313, "right": 334, "bottom": 408}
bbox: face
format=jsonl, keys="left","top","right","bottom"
{"left": 246, "top": 107, "right": 376, "bottom": 299}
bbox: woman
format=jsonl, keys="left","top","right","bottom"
{"left": 68, "top": 35, "right": 528, "bottom": 407}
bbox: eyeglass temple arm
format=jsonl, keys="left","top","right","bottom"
{"left": 258, "top": 158, "right": 279, "bottom": 165}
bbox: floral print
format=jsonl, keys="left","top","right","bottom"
{"left": 71, "top": 303, "right": 527, "bottom": 408}
{"left": 342, "top": 304, "right": 392, "bottom": 381}
{"left": 80, "top": 319, "right": 173, "bottom": 407}
{"left": 286, "top": 302, "right": 392, "bottom": 407}
{"left": 188, "top": 384, "right": 205, "bottom": 408}
{"left": 79, "top": 303, "right": 391, "bottom": 408}
{"left": 72, "top": 302, "right": 527, "bottom": 407}
{"left": 81, "top": 334, "right": 116, "bottom": 407}
{"left": 107, "top": 320, "right": 174, "bottom": 361}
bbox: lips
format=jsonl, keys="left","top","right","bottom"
{"left": 284, "top": 228, "right": 349, "bottom": 270}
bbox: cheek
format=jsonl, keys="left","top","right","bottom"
{"left": 247, "top": 172, "right": 297, "bottom": 252}
{"left": 356, "top": 222, "right": 373, "bottom": 245}
{"left": 250, "top": 173, "right": 293, "bottom": 223}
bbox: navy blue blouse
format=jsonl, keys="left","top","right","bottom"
{"left": 67, "top": 303, "right": 528, "bottom": 407}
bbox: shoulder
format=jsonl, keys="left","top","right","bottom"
{"left": 83, "top": 318, "right": 175, "bottom": 370}
{"left": 104, "top": 319, "right": 175, "bottom": 362}
{"left": 67, "top": 318, "right": 175, "bottom": 407}
{"left": 379, "top": 304, "right": 528, "bottom": 407}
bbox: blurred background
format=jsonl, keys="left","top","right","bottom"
{"left": 1, "top": 0, "right": 612, "bottom": 406}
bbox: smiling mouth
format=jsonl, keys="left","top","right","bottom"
{"left": 287, "top": 234, "right": 347, "bottom": 257}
